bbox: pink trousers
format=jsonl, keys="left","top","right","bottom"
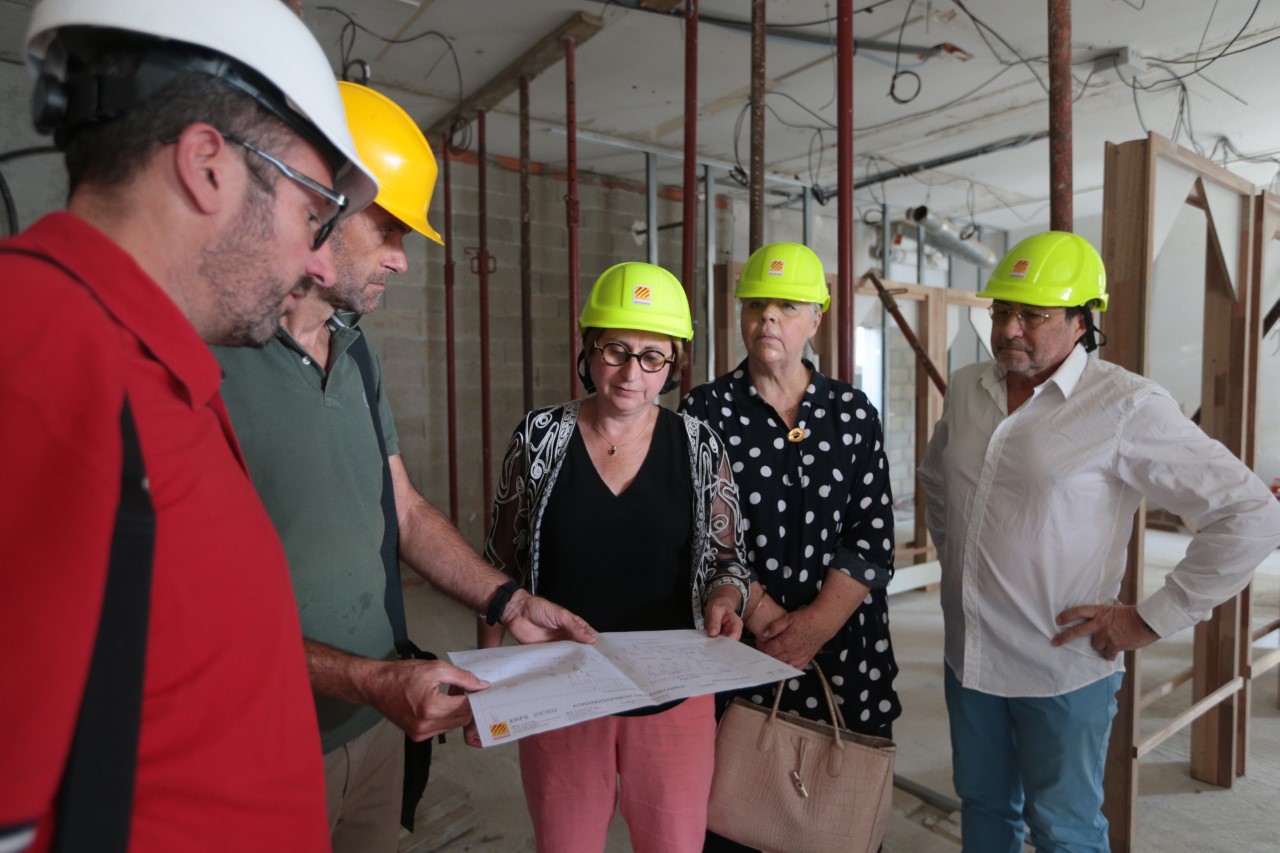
{"left": 518, "top": 694, "right": 716, "bottom": 853}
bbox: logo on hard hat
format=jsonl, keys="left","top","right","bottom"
{"left": 768, "top": 259, "right": 786, "bottom": 276}
{"left": 1010, "top": 259, "right": 1032, "bottom": 278}
{"left": 632, "top": 285, "right": 653, "bottom": 305}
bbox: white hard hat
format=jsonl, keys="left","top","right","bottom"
{"left": 24, "top": 0, "right": 377, "bottom": 216}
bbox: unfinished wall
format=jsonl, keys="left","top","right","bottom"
{"left": 363, "top": 156, "right": 727, "bottom": 546}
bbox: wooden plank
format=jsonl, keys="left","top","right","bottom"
{"left": 1191, "top": 596, "right": 1241, "bottom": 787}
{"left": 1134, "top": 677, "right": 1245, "bottom": 759}
{"left": 1247, "top": 647, "right": 1280, "bottom": 678}
{"left": 913, "top": 286, "right": 948, "bottom": 563}
{"left": 886, "top": 560, "right": 941, "bottom": 596}
{"left": 811, "top": 270, "right": 839, "bottom": 374}
{"left": 1138, "top": 664, "right": 1195, "bottom": 711}
{"left": 425, "top": 12, "right": 605, "bottom": 139}
{"left": 713, "top": 263, "right": 734, "bottom": 377}
{"left": 1101, "top": 136, "right": 1154, "bottom": 853}
{"left": 1153, "top": 134, "right": 1258, "bottom": 196}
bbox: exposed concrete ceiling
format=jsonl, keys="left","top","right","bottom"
{"left": 3, "top": 0, "right": 1278, "bottom": 234}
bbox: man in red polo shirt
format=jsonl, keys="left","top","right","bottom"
{"left": 0, "top": 0, "right": 377, "bottom": 850}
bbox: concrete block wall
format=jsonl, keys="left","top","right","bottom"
{"left": 362, "top": 156, "right": 706, "bottom": 546}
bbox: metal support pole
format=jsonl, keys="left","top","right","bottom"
{"left": 880, "top": 203, "right": 892, "bottom": 277}
{"left": 681, "top": 0, "right": 699, "bottom": 396}
{"left": 866, "top": 271, "right": 947, "bottom": 396}
{"left": 564, "top": 36, "right": 582, "bottom": 400}
{"left": 1048, "top": 0, "right": 1073, "bottom": 232}
{"left": 646, "top": 153, "right": 659, "bottom": 265}
{"left": 520, "top": 76, "right": 534, "bottom": 413}
{"left": 836, "top": 0, "right": 855, "bottom": 382}
{"left": 749, "top": 0, "right": 766, "bottom": 253}
{"left": 477, "top": 109, "right": 493, "bottom": 514}
{"left": 442, "top": 135, "right": 458, "bottom": 525}
{"left": 704, "top": 162, "right": 717, "bottom": 383}
{"left": 802, "top": 186, "right": 813, "bottom": 248}
{"left": 917, "top": 222, "right": 927, "bottom": 285}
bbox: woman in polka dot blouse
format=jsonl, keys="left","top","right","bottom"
{"left": 681, "top": 243, "right": 901, "bottom": 768}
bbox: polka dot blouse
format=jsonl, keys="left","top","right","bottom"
{"left": 680, "top": 359, "right": 901, "bottom": 734}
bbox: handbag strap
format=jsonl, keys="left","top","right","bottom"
{"left": 346, "top": 331, "right": 411, "bottom": 655}
{"left": 765, "top": 660, "right": 846, "bottom": 753}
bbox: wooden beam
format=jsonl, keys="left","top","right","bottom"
{"left": 425, "top": 12, "right": 604, "bottom": 139}
{"left": 1100, "top": 136, "right": 1155, "bottom": 853}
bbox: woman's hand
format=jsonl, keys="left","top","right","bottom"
{"left": 704, "top": 586, "right": 745, "bottom": 641}
{"left": 757, "top": 570, "right": 869, "bottom": 668}
{"left": 755, "top": 607, "right": 842, "bottom": 669}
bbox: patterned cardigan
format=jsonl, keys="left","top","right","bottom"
{"left": 483, "top": 399, "right": 751, "bottom": 628}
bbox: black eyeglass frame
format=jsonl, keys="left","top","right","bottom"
{"left": 592, "top": 341, "right": 675, "bottom": 373}
{"left": 987, "top": 304, "right": 1066, "bottom": 330}
{"left": 222, "top": 133, "right": 347, "bottom": 250}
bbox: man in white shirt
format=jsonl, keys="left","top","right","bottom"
{"left": 918, "top": 231, "right": 1280, "bottom": 852}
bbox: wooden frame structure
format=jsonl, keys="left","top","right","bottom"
{"left": 1244, "top": 190, "right": 1280, "bottom": 737}
{"left": 1100, "top": 132, "right": 1262, "bottom": 852}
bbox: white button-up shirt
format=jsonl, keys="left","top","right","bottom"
{"left": 919, "top": 345, "right": 1280, "bottom": 697}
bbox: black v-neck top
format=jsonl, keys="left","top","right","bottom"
{"left": 539, "top": 407, "right": 694, "bottom": 633}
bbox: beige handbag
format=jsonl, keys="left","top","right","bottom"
{"left": 706, "top": 662, "right": 896, "bottom": 853}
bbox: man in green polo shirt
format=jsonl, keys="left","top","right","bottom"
{"left": 214, "top": 83, "right": 595, "bottom": 853}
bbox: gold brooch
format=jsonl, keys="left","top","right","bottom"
{"left": 787, "top": 427, "right": 805, "bottom": 443}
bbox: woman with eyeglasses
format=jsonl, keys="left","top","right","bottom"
{"left": 680, "top": 243, "right": 900, "bottom": 852}
{"left": 479, "top": 262, "right": 750, "bottom": 853}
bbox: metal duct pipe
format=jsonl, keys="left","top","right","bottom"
{"left": 907, "top": 206, "right": 998, "bottom": 268}
{"left": 442, "top": 134, "right": 458, "bottom": 525}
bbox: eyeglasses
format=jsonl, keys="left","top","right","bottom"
{"left": 222, "top": 133, "right": 347, "bottom": 250}
{"left": 593, "top": 342, "right": 674, "bottom": 373}
{"left": 988, "top": 305, "right": 1065, "bottom": 329}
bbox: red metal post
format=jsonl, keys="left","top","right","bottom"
{"left": 1048, "top": 0, "right": 1073, "bottom": 232}
{"left": 442, "top": 134, "right": 458, "bottom": 524}
{"left": 520, "top": 76, "right": 534, "bottom": 413}
{"left": 681, "top": 0, "right": 699, "bottom": 395}
{"left": 837, "top": 0, "right": 855, "bottom": 383}
{"left": 477, "top": 109, "right": 493, "bottom": 513}
{"left": 565, "top": 36, "right": 582, "bottom": 400}
{"left": 749, "top": 0, "right": 765, "bottom": 253}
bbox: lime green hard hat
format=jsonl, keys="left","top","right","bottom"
{"left": 735, "top": 242, "right": 831, "bottom": 312}
{"left": 578, "top": 262, "right": 693, "bottom": 340}
{"left": 979, "top": 231, "right": 1108, "bottom": 311}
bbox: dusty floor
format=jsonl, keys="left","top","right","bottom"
{"left": 404, "top": 529, "right": 1280, "bottom": 852}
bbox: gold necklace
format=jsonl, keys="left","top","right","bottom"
{"left": 588, "top": 408, "right": 653, "bottom": 456}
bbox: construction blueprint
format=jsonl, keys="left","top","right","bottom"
{"left": 448, "top": 630, "right": 802, "bottom": 747}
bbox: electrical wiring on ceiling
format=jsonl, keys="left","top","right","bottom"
{"left": 315, "top": 5, "right": 472, "bottom": 153}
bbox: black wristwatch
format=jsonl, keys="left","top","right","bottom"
{"left": 485, "top": 580, "right": 522, "bottom": 626}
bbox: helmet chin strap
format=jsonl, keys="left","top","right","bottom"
{"left": 1080, "top": 304, "right": 1107, "bottom": 353}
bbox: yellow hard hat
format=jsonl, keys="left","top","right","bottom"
{"left": 578, "top": 262, "right": 693, "bottom": 340}
{"left": 978, "top": 231, "right": 1107, "bottom": 310}
{"left": 735, "top": 242, "right": 830, "bottom": 312}
{"left": 338, "top": 82, "right": 442, "bottom": 245}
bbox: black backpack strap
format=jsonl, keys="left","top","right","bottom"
{"left": 53, "top": 398, "right": 155, "bottom": 852}
{"left": 347, "top": 331, "right": 438, "bottom": 832}
{"left": 347, "top": 331, "right": 410, "bottom": 653}
{"left": 0, "top": 246, "right": 155, "bottom": 852}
